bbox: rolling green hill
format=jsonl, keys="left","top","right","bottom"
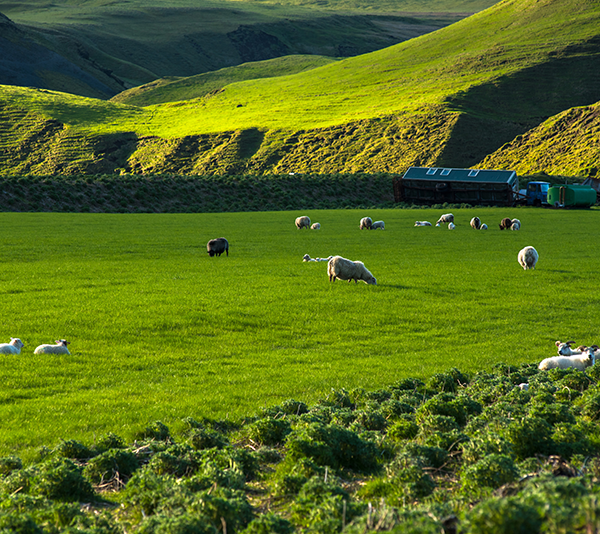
{"left": 0, "top": 0, "right": 470, "bottom": 98}
{"left": 478, "top": 102, "right": 600, "bottom": 177}
{"left": 1, "top": 0, "right": 599, "bottom": 176}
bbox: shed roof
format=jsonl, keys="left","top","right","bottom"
{"left": 402, "top": 167, "right": 517, "bottom": 184}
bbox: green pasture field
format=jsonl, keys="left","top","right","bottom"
{"left": 1, "top": 207, "right": 599, "bottom": 461}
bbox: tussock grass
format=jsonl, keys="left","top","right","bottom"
{"left": 1, "top": 207, "right": 599, "bottom": 460}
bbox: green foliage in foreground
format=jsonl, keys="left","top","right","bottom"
{"left": 3, "top": 363, "right": 600, "bottom": 533}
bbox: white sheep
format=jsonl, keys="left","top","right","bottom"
{"left": 303, "top": 254, "right": 316, "bottom": 262}
{"left": 359, "top": 217, "right": 372, "bottom": 230}
{"left": 34, "top": 339, "right": 71, "bottom": 355}
{"left": 518, "top": 246, "right": 538, "bottom": 270}
{"left": 448, "top": 222, "right": 456, "bottom": 230}
{"left": 539, "top": 348, "right": 595, "bottom": 371}
{"left": 0, "top": 338, "right": 24, "bottom": 355}
{"left": 511, "top": 218, "right": 521, "bottom": 230}
{"left": 470, "top": 217, "right": 481, "bottom": 230}
{"left": 295, "top": 216, "right": 311, "bottom": 229}
{"left": 327, "top": 256, "right": 377, "bottom": 285}
{"left": 414, "top": 221, "right": 432, "bottom": 227}
{"left": 311, "top": 223, "right": 321, "bottom": 230}
{"left": 555, "top": 340, "right": 583, "bottom": 356}
{"left": 371, "top": 220, "right": 385, "bottom": 230}
{"left": 480, "top": 223, "right": 488, "bottom": 230}
{"left": 436, "top": 213, "right": 454, "bottom": 226}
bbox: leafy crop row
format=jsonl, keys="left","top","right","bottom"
{"left": 3, "top": 362, "right": 600, "bottom": 533}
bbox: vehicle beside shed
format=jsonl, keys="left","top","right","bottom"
{"left": 394, "top": 167, "right": 519, "bottom": 206}
{"left": 548, "top": 184, "right": 597, "bottom": 208}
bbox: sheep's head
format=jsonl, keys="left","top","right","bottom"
{"left": 10, "top": 338, "right": 24, "bottom": 348}
{"left": 56, "top": 340, "right": 70, "bottom": 346}
{"left": 365, "top": 276, "right": 377, "bottom": 285}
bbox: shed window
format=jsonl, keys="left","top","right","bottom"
{"left": 468, "top": 169, "right": 480, "bottom": 177}
{"left": 426, "top": 168, "right": 438, "bottom": 175}
{"left": 440, "top": 169, "right": 451, "bottom": 176}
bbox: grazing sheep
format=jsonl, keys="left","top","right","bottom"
{"left": 470, "top": 217, "right": 481, "bottom": 230}
{"left": 328, "top": 256, "right": 377, "bottom": 285}
{"left": 518, "top": 246, "right": 538, "bottom": 270}
{"left": 359, "top": 217, "right": 372, "bottom": 230}
{"left": 371, "top": 220, "right": 385, "bottom": 230}
{"left": 436, "top": 213, "right": 454, "bottom": 226}
{"left": 480, "top": 223, "right": 488, "bottom": 230}
{"left": 207, "top": 237, "right": 229, "bottom": 257}
{"left": 448, "top": 222, "right": 456, "bottom": 230}
{"left": 499, "top": 217, "right": 513, "bottom": 230}
{"left": 511, "top": 218, "right": 521, "bottom": 230}
{"left": 539, "top": 348, "right": 595, "bottom": 371}
{"left": 0, "top": 338, "right": 24, "bottom": 355}
{"left": 415, "top": 221, "right": 432, "bottom": 227}
{"left": 555, "top": 340, "right": 583, "bottom": 356}
{"left": 34, "top": 339, "right": 71, "bottom": 355}
{"left": 295, "top": 216, "right": 311, "bottom": 229}
{"left": 311, "top": 223, "right": 321, "bottom": 230}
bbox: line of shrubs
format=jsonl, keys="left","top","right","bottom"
{"left": 3, "top": 362, "right": 600, "bottom": 533}
{"left": 0, "top": 172, "right": 589, "bottom": 214}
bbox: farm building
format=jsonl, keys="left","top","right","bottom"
{"left": 394, "top": 167, "right": 519, "bottom": 206}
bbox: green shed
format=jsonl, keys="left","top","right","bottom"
{"left": 547, "top": 184, "right": 597, "bottom": 208}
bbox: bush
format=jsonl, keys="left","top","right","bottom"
{"left": 466, "top": 497, "right": 543, "bottom": 534}
{"left": 387, "top": 420, "right": 419, "bottom": 441}
{"left": 245, "top": 417, "right": 291, "bottom": 446}
{"left": 461, "top": 454, "right": 518, "bottom": 491}
{"left": 505, "top": 416, "right": 554, "bottom": 460}
{"left": 84, "top": 448, "right": 140, "bottom": 484}
{"left": 0, "top": 456, "right": 22, "bottom": 476}
{"left": 241, "top": 513, "right": 295, "bottom": 534}
{"left": 31, "top": 457, "right": 95, "bottom": 501}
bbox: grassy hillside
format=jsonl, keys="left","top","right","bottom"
{"left": 111, "top": 56, "right": 340, "bottom": 107}
{"left": 0, "top": 0, "right": 468, "bottom": 98}
{"left": 1, "top": 0, "right": 599, "bottom": 175}
{"left": 478, "top": 102, "right": 600, "bottom": 178}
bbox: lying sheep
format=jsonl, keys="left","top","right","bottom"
{"left": 539, "top": 348, "right": 595, "bottom": 371}
{"left": 207, "top": 237, "right": 229, "bottom": 257}
{"left": 371, "top": 220, "right": 385, "bottom": 230}
{"left": 415, "top": 221, "right": 432, "bottom": 227}
{"left": 470, "top": 217, "right": 481, "bottom": 230}
{"left": 34, "top": 339, "right": 71, "bottom": 355}
{"left": 328, "top": 255, "right": 377, "bottom": 285}
{"left": 518, "top": 246, "right": 538, "bottom": 270}
{"left": 511, "top": 218, "right": 521, "bottom": 230}
{"left": 556, "top": 340, "right": 583, "bottom": 356}
{"left": 480, "top": 223, "right": 488, "bottom": 230}
{"left": 0, "top": 338, "right": 24, "bottom": 355}
{"left": 499, "top": 217, "right": 513, "bottom": 230}
{"left": 436, "top": 213, "right": 454, "bottom": 226}
{"left": 359, "top": 217, "right": 372, "bottom": 230}
{"left": 303, "top": 254, "right": 333, "bottom": 262}
{"left": 311, "top": 223, "right": 321, "bottom": 230}
{"left": 295, "top": 216, "right": 311, "bottom": 229}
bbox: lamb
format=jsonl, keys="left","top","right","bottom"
{"left": 499, "top": 217, "right": 513, "bottom": 230}
{"left": 470, "top": 217, "right": 481, "bottom": 230}
{"left": 371, "top": 220, "right": 385, "bottom": 230}
{"left": 303, "top": 254, "right": 316, "bottom": 262}
{"left": 0, "top": 338, "right": 24, "bottom": 355}
{"left": 327, "top": 255, "right": 377, "bottom": 285}
{"left": 311, "top": 223, "right": 321, "bottom": 230}
{"left": 448, "top": 222, "right": 456, "bottom": 230}
{"left": 414, "top": 221, "right": 432, "bottom": 227}
{"left": 436, "top": 213, "right": 454, "bottom": 226}
{"left": 556, "top": 340, "right": 583, "bottom": 356}
{"left": 510, "top": 218, "right": 521, "bottom": 230}
{"left": 480, "top": 223, "right": 488, "bottom": 230}
{"left": 295, "top": 216, "right": 311, "bottom": 229}
{"left": 518, "top": 246, "right": 538, "bottom": 270}
{"left": 34, "top": 339, "right": 71, "bottom": 355}
{"left": 539, "top": 348, "right": 595, "bottom": 371}
{"left": 207, "top": 237, "right": 229, "bottom": 257}
{"left": 359, "top": 217, "right": 372, "bottom": 230}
